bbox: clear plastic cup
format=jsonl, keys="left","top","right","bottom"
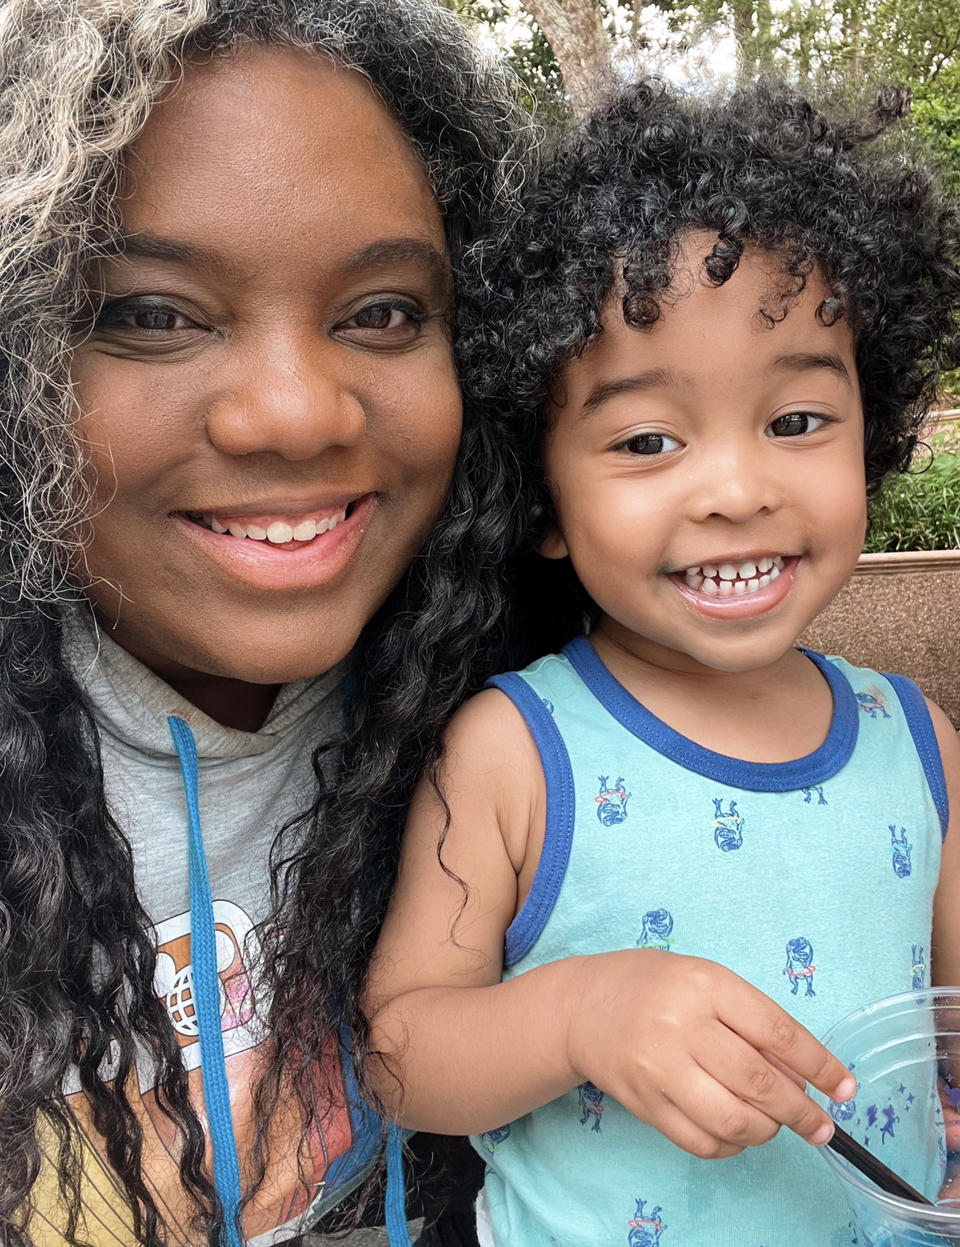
{"left": 818, "top": 989, "right": 960, "bottom": 1246}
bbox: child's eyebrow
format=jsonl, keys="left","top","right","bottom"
{"left": 766, "top": 352, "right": 853, "bottom": 384}
{"left": 578, "top": 367, "right": 684, "bottom": 418}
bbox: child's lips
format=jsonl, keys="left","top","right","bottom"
{"left": 671, "top": 556, "right": 799, "bottom": 618}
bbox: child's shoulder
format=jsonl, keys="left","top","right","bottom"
{"left": 807, "top": 648, "right": 921, "bottom": 712}
{"left": 816, "top": 646, "right": 960, "bottom": 808}
{"left": 438, "top": 650, "right": 574, "bottom": 785}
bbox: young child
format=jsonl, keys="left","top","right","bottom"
{"left": 366, "top": 80, "right": 960, "bottom": 1245}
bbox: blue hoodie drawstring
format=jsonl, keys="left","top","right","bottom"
{"left": 169, "top": 716, "right": 244, "bottom": 1247}
{"left": 170, "top": 712, "right": 410, "bottom": 1246}
{"left": 385, "top": 1122, "right": 413, "bottom": 1246}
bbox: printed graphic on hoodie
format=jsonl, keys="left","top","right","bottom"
{"left": 33, "top": 901, "right": 354, "bottom": 1247}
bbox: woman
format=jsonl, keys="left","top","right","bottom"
{"left": 0, "top": 1, "right": 529, "bottom": 1242}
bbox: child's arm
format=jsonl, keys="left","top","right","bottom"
{"left": 365, "top": 689, "right": 854, "bottom": 1159}
{"left": 930, "top": 700, "right": 960, "bottom": 988}
{"left": 925, "top": 700, "right": 960, "bottom": 1181}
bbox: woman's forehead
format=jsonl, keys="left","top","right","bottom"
{"left": 117, "top": 43, "right": 446, "bottom": 275}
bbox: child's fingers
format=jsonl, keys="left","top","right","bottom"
{"left": 666, "top": 1060, "right": 782, "bottom": 1150}
{"left": 718, "top": 976, "right": 856, "bottom": 1102}
{"left": 759, "top": 1049, "right": 807, "bottom": 1090}
{"left": 696, "top": 1025, "right": 834, "bottom": 1144}
{"left": 642, "top": 1094, "right": 747, "bottom": 1161}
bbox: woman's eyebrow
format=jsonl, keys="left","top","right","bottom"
{"left": 116, "top": 232, "right": 234, "bottom": 278}
{"left": 114, "top": 232, "right": 451, "bottom": 289}
{"left": 342, "top": 237, "right": 452, "bottom": 288}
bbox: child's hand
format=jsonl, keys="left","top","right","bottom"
{"left": 566, "top": 949, "right": 856, "bottom": 1159}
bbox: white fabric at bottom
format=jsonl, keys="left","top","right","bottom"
{"left": 475, "top": 1188, "right": 496, "bottom": 1247}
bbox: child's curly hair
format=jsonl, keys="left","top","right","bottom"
{"left": 453, "top": 78, "right": 960, "bottom": 652}
{"left": 460, "top": 75, "right": 960, "bottom": 531}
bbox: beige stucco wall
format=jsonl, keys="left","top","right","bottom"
{"left": 801, "top": 555, "right": 960, "bottom": 730}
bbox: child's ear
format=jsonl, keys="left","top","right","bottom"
{"left": 538, "top": 528, "right": 569, "bottom": 560}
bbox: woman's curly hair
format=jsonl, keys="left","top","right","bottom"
{"left": 456, "top": 77, "right": 960, "bottom": 650}
{"left": 0, "top": 0, "right": 532, "bottom": 1242}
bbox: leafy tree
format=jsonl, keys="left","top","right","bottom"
{"left": 456, "top": 0, "right": 958, "bottom": 186}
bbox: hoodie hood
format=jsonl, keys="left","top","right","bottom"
{"left": 63, "top": 604, "right": 347, "bottom": 764}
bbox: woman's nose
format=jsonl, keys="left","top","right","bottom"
{"left": 205, "top": 334, "right": 365, "bottom": 460}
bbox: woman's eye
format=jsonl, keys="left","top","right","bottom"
{"left": 768, "top": 411, "right": 826, "bottom": 438}
{"left": 621, "top": 431, "right": 681, "bottom": 456}
{"left": 341, "top": 299, "right": 427, "bottom": 336}
{"left": 96, "top": 299, "right": 202, "bottom": 333}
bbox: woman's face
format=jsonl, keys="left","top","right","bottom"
{"left": 71, "top": 45, "right": 461, "bottom": 715}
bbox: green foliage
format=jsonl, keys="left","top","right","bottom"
{"left": 454, "top": 0, "right": 959, "bottom": 191}
{"left": 865, "top": 426, "right": 960, "bottom": 552}
{"left": 912, "top": 60, "right": 960, "bottom": 195}
{"left": 505, "top": 20, "right": 569, "bottom": 125}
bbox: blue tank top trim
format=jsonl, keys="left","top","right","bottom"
{"left": 489, "top": 672, "right": 577, "bottom": 967}
{"left": 885, "top": 672, "right": 950, "bottom": 837}
{"left": 563, "top": 636, "right": 858, "bottom": 791}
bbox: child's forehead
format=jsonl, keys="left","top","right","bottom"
{"left": 599, "top": 232, "right": 849, "bottom": 346}
{"left": 612, "top": 231, "right": 831, "bottom": 317}
{"left": 555, "top": 236, "right": 860, "bottom": 405}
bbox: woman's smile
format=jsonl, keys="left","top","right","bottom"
{"left": 70, "top": 44, "right": 462, "bottom": 694}
{"left": 174, "top": 493, "right": 375, "bottom": 593}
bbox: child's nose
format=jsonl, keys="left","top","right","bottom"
{"left": 688, "top": 441, "right": 782, "bottom": 523}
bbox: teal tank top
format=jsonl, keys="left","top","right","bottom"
{"left": 472, "top": 639, "right": 948, "bottom": 1247}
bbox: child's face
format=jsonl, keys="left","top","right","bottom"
{"left": 541, "top": 236, "right": 867, "bottom": 676}
{"left": 70, "top": 45, "right": 461, "bottom": 696}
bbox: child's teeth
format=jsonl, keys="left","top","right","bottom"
{"left": 680, "top": 554, "right": 788, "bottom": 598}
{"left": 228, "top": 523, "right": 248, "bottom": 538}
{"left": 246, "top": 524, "right": 267, "bottom": 541}
{"left": 267, "top": 521, "right": 294, "bottom": 544}
{"left": 210, "top": 517, "right": 228, "bottom": 534}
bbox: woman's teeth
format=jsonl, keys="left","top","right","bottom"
{"left": 202, "top": 509, "right": 347, "bottom": 543}
{"left": 682, "top": 555, "right": 785, "bottom": 597}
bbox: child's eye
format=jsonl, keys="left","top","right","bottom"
{"left": 620, "top": 431, "right": 681, "bottom": 456}
{"left": 767, "top": 411, "right": 827, "bottom": 438}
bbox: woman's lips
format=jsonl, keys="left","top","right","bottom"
{"left": 671, "top": 556, "right": 799, "bottom": 618}
{"left": 174, "top": 493, "right": 375, "bottom": 592}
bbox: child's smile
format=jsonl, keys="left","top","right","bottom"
{"left": 673, "top": 552, "right": 792, "bottom": 614}
{"left": 540, "top": 235, "right": 868, "bottom": 679}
